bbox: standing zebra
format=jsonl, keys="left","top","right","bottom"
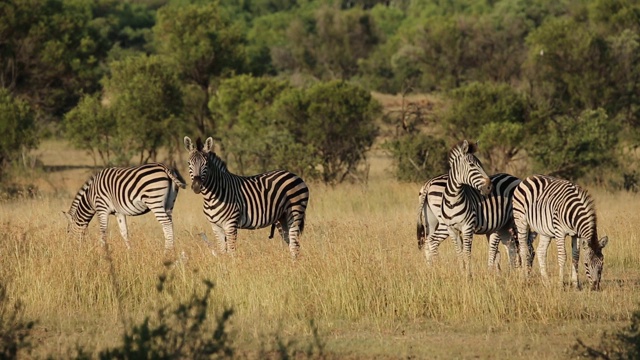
{"left": 420, "top": 140, "right": 498, "bottom": 274}
{"left": 184, "top": 136, "right": 309, "bottom": 259}
{"left": 63, "top": 163, "right": 186, "bottom": 253}
{"left": 513, "top": 175, "right": 608, "bottom": 290}
{"left": 417, "top": 172, "right": 522, "bottom": 270}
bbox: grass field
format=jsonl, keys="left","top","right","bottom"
{"left": 1, "top": 140, "right": 639, "bottom": 359}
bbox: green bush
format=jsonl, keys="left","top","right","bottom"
{"left": 0, "top": 89, "right": 36, "bottom": 180}
{"left": 95, "top": 277, "right": 234, "bottom": 360}
{"left": 276, "top": 80, "right": 381, "bottom": 184}
{"left": 440, "top": 81, "right": 531, "bottom": 174}
{"left": 383, "top": 133, "right": 447, "bottom": 183}
{"left": 527, "top": 108, "right": 619, "bottom": 181}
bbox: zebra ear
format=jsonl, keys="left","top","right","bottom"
{"left": 599, "top": 236, "right": 609, "bottom": 249}
{"left": 461, "top": 140, "right": 469, "bottom": 153}
{"left": 203, "top": 137, "right": 214, "bottom": 153}
{"left": 184, "top": 136, "right": 194, "bottom": 152}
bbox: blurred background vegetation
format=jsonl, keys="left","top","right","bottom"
{"left": 1, "top": 0, "right": 639, "bottom": 187}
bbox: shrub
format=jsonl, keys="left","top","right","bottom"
{"left": 0, "top": 283, "right": 35, "bottom": 359}
{"left": 573, "top": 308, "right": 640, "bottom": 359}
{"left": 95, "top": 276, "right": 234, "bottom": 360}
{"left": 383, "top": 133, "right": 447, "bottom": 182}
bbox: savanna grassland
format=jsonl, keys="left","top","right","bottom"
{"left": 1, "top": 140, "right": 640, "bottom": 359}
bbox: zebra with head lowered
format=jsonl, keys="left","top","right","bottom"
{"left": 63, "top": 163, "right": 186, "bottom": 254}
{"left": 417, "top": 172, "right": 522, "bottom": 271}
{"left": 184, "top": 136, "right": 309, "bottom": 259}
{"left": 513, "top": 175, "right": 608, "bottom": 290}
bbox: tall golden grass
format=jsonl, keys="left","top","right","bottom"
{"left": 1, "top": 143, "right": 639, "bottom": 358}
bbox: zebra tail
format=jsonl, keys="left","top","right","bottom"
{"left": 416, "top": 189, "right": 429, "bottom": 249}
{"left": 268, "top": 223, "right": 276, "bottom": 239}
{"left": 167, "top": 167, "right": 187, "bottom": 189}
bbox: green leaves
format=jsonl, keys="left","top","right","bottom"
{"left": 528, "top": 108, "right": 619, "bottom": 180}
{"left": 441, "top": 81, "right": 531, "bottom": 173}
{"left": 209, "top": 77, "right": 379, "bottom": 184}
{"left": 0, "top": 89, "right": 36, "bottom": 179}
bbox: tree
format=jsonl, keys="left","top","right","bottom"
{"left": 0, "top": 89, "right": 36, "bottom": 179}
{"left": 275, "top": 80, "right": 381, "bottom": 184}
{"left": 208, "top": 75, "right": 308, "bottom": 175}
{"left": 0, "top": 0, "right": 111, "bottom": 120}
{"left": 103, "top": 55, "right": 183, "bottom": 165}
{"left": 153, "top": 2, "right": 246, "bottom": 134}
{"left": 278, "top": 5, "right": 381, "bottom": 81}
{"left": 527, "top": 108, "right": 619, "bottom": 181}
{"left": 440, "top": 81, "right": 531, "bottom": 174}
{"left": 63, "top": 93, "right": 116, "bottom": 166}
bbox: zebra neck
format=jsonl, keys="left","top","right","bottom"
{"left": 201, "top": 156, "right": 238, "bottom": 198}
{"left": 442, "top": 176, "right": 465, "bottom": 208}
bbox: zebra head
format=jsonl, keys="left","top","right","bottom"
{"left": 448, "top": 140, "right": 492, "bottom": 195}
{"left": 62, "top": 210, "right": 87, "bottom": 240}
{"left": 584, "top": 235, "right": 608, "bottom": 291}
{"left": 184, "top": 136, "right": 214, "bottom": 194}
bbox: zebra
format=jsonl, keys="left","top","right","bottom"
{"left": 512, "top": 174, "right": 608, "bottom": 290}
{"left": 417, "top": 172, "right": 522, "bottom": 270}
{"left": 419, "top": 140, "right": 502, "bottom": 274}
{"left": 183, "top": 136, "right": 309, "bottom": 259}
{"left": 63, "top": 163, "right": 186, "bottom": 253}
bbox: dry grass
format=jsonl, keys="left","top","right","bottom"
{"left": 1, "top": 140, "right": 639, "bottom": 359}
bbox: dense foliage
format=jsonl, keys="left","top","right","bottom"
{"left": 2, "top": 0, "right": 640, "bottom": 184}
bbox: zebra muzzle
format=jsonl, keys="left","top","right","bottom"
{"left": 191, "top": 178, "right": 203, "bottom": 194}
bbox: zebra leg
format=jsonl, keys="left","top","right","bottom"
{"left": 288, "top": 224, "right": 301, "bottom": 259}
{"left": 115, "top": 213, "right": 131, "bottom": 250}
{"left": 570, "top": 236, "right": 581, "bottom": 289}
{"left": 551, "top": 234, "right": 567, "bottom": 287}
{"left": 536, "top": 235, "right": 552, "bottom": 285}
{"left": 460, "top": 227, "right": 474, "bottom": 276}
{"left": 224, "top": 226, "right": 239, "bottom": 255}
{"left": 424, "top": 224, "right": 448, "bottom": 264}
{"left": 487, "top": 233, "right": 502, "bottom": 271}
{"left": 97, "top": 212, "right": 109, "bottom": 248}
{"left": 515, "top": 220, "right": 532, "bottom": 280}
{"left": 148, "top": 206, "right": 176, "bottom": 254}
{"left": 210, "top": 223, "right": 226, "bottom": 255}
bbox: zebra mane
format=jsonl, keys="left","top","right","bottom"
{"left": 570, "top": 181, "right": 599, "bottom": 243}
{"left": 206, "top": 150, "right": 229, "bottom": 173}
{"left": 68, "top": 175, "right": 95, "bottom": 214}
{"left": 196, "top": 137, "right": 204, "bottom": 151}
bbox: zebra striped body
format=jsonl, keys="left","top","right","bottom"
{"left": 513, "top": 175, "right": 608, "bottom": 290}
{"left": 421, "top": 140, "right": 493, "bottom": 274}
{"left": 417, "top": 173, "right": 522, "bottom": 270}
{"left": 184, "top": 136, "right": 309, "bottom": 259}
{"left": 63, "top": 163, "right": 186, "bottom": 253}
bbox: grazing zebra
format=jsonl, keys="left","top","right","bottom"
{"left": 419, "top": 140, "right": 498, "bottom": 274}
{"left": 184, "top": 136, "right": 309, "bottom": 259}
{"left": 417, "top": 172, "right": 522, "bottom": 270}
{"left": 513, "top": 175, "right": 609, "bottom": 290}
{"left": 63, "top": 163, "right": 186, "bottom": 253}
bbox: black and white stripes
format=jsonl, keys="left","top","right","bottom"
{"left": 184, "top": 136, "right": 309, "bottom": 259}
{"left": 513, "top": 175, "right": 608, "bottom": 290}
{"left": 417, "top": 172, "right": 522, "bottom": 270}
{"left": 63, "top": 163, "right": 186, "bottom": 253}
{"left": 421, "top": 140, "right": 498, "bottom": 273}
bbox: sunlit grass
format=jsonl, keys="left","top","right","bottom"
{"left": 1, "top": 141, "right": 639, "bottom": 358}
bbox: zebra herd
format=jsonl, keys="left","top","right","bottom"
{"left": 416, "top": 140, "right": 608, "bottom": 290}
{"left": 63, "top": 138, "right": 607, "bottom": 290}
